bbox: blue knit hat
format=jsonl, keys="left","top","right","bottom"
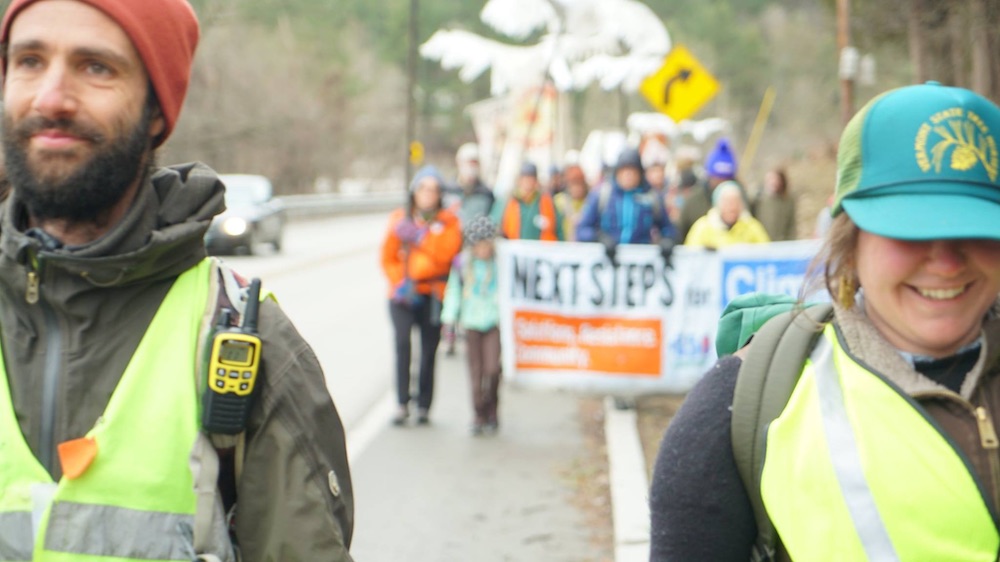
{"left": 705, "top": 138, "right": 737, "bottom": 179}
{"left": 409, "top": 165, "right": 444, "bottom": 192}
{"left": 520, "top": 161, "right": 538, "bottom": 178}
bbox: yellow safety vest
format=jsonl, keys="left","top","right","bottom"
{"left": 0, "top": 259, "right": 227, "bottom": 561}
{"left": 760, "top": 325, "right": 1000, "bottom": 561}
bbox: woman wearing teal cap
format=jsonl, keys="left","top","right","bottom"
{"left": 650, "top": 82, "right": 1000, "bottom": 561}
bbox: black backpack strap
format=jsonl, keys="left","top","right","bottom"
{"left": 731, "top": 302, "right": 833, "bottom": 561}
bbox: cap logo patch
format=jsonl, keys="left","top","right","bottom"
{"left": 915, "top": 107, "right": 998, "bottom": 181}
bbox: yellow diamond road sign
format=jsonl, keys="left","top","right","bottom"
{"left": 640, "top": 45, "right": 720, "bottom": 122}
{"left": 409, "top": 141, "right": 425, "bottom": 166}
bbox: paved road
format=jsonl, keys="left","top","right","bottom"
{"left": 220, "top": 213, "right": 393, "bottom": 430}
{"left": 349, "top": 346, "right": 600, "bottom": 561}
{"left": 222, "top": 214, "right": 603, "bottom": 561}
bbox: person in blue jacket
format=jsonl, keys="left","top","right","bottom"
{"left": 575, "top": 148, "right": 677, "bottom": 261}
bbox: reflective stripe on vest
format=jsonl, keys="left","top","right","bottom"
{"left": 0, "top": 511, "right": 31, "bottom": 561}
{"left": 760, "top": 325, "right": 1000, "bottom": 561}
{"left": 0, "top": 259, "right": 215, "bottom": 561}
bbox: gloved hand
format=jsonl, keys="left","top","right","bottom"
{"left": 391, "top": 279, "right": 416, "bottom": 305}
{"left": 598, "top": 232, "right": 617, "bottom": 264}
{"left": 657, "top": 237, "right": 676, "bottom": 269}
{"left": 394, "top": 219, "right": 424, "bottom": 244}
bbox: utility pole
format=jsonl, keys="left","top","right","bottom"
{"left": 406, "top": 0, "right": 418, "bottom": 185}
{"left": 836, "top": 0, "right": 853, "bottom": 126}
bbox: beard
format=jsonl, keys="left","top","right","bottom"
{"left": 2, "top": 106, "right": 153, "bottom": 222}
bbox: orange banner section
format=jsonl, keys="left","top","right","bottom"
{"left": 513, "top": 310, "right": 661, "bottom": 377}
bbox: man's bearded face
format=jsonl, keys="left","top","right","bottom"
{"left": 2, "top": 102, "right": 153, "bottom": 222}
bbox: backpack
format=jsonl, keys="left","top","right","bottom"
{"left": 730, "top": 302, "right": 834, "bottom": 562}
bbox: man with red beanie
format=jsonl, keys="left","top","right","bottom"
{"left": 0, "top": 1, "right": 354, "bottom": 560}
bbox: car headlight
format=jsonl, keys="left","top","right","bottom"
{"left": 222, "top": 217, "right": 248, "bottom": 236}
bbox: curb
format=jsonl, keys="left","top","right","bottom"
{"left": 603, "top": 396, "right": 651, "bottom": 561}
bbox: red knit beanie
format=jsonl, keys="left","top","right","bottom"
{"left": 1, "top": 0, "right": 200, "bottom": 147}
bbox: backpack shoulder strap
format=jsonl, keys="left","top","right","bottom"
{"left": 192, "top": 258, "right": 256, "bottom": 552}
{"left": 201, "top": 258, "right": 251, "bottom": 448}
{"left": 651, "top": 189, "right": 665, "bottom": 224}
{"left": 598, "top": 182, "right": 613, "bottom": 215}
{"left": 731, "top": 302, "right": 833, "bottom": 561}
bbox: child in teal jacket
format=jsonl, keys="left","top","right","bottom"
{"left": 440, "top": 215, "right": 502, "bottom": 434}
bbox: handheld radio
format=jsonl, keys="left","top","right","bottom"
{"left": 203, "top": 278, "right": 263, "bottom": 434}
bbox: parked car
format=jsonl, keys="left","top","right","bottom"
{"left": 205, "top": 174, "right": 285, "bottom": 255}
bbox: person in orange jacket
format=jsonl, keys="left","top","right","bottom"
{"left": 381, "top": 165, "right": 463, "bottom": 426}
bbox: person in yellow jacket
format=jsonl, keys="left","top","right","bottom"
{"left": 683, "top": 180, "right": 770, "bottom": 248}
{"left": 381, "top": 165, "right": 463, "bottom": 426}
{"left": 553, "top": 163, "right": 590, "bottom": 241}
{"left": 651, "top": 82, "right": 1000, "bottom": 561}
{"left": 0, "top": 0, "right": 354, "bottom": 559}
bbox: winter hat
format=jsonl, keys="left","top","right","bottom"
{"left": 520, "top": 162, "right": 538, "bottom": 178}
{"left": 712, "top": 180, "right": 744, "bottom": 208}
{"left": 834, "top": 82, "right": 1000, "bottom": 241}
{"left": 704, "top": 138, "right": 737, "bottom": 179}
{"left": 464, "top": 214, "right": 497, "bottom": 245}
{"left": 615, "top": 148, "right": 644, "bottom": 172}
{"left": 641, "top": 139, "right": 671, "bottom": 168}
{"left": 1, "top": 0, "right": 200, "bottom": 148}
{"left": 409, "top": 165, "right": 444, "bottom": 192}
{"left": 678, "top": 169, "right": 699, "bottom": 189}
{"left": 456, "top": 142, "right": 479, "bottom": 163}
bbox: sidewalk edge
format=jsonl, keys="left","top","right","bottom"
{"left": 604, "top": 396, "right": 651, "bottom": 562}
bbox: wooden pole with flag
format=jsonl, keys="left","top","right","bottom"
{"left": 740, "top": 86, "right": 776, "bottom": 175}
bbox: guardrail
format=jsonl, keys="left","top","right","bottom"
{"left": 275, "top": 192, "right": 405, "bottom": 219}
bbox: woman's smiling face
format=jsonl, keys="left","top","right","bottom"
{"left": 856, "top": 230, "right": 1000, "bottom": 358}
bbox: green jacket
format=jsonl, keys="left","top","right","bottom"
{"left": 0, "top": 163, "right": 354, "bottom": 561}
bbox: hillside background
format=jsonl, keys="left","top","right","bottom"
{"left": 2, "top": 0, "right": 997, "bottom": 237}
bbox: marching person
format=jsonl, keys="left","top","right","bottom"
{"left": 650, "top": 82, "right": 1000, "bottom": 560}
{"left": 677, "top": 137, "right": 743, "bottom": 242}
{"left": 0, "top": 0, "right": 354, "bottom": 559}
{"left": 443, "top": 141, "right": 495, "bottom": 227}
{"left": 684, "top": 180, "right": 771, "bottom": 249}
{"left": 575, "top": 147, "right": 676, "bottom": 261}
{"left": 441, "top": 141, "right": 494, "bottom": 356}
{"left": 553, "top": 163, "right": 590, "bottom": 241}
{"left": 752, "top": 167, "right": 798, "bottom": 241}
{"left": 381, "top": 165, "right": 463, "bottom": 426}
{"left": 440, "top": 215, "right": 503, "bottom": 435}
{"left": 495, "top": 161, "right": 562, "bottom": 241}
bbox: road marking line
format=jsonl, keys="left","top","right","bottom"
{"left": 346, "top": 390, "right": 396, "bottom": 463}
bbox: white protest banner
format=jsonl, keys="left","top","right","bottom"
{"left": 497, "top": 239, "right": 823, "bottom": 394}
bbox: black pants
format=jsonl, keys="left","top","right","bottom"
{"left": 389, "top": 300, "right": 441, "bottom": 410}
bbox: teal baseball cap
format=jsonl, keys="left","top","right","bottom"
{"left": 833, "top": 82, "right": 1000, "bottom": 241}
